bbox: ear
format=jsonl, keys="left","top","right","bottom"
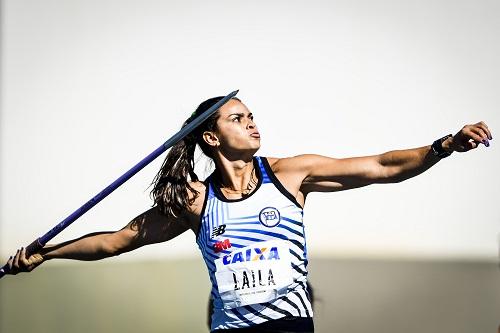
{"left": 203, "top": 131, "right": 220, "bottom": 148}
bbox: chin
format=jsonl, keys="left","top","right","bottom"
{"left": 251, "top": 140, "right": 261, "bottom": 150}
{"left": 244, "top": 145, "right": 260, "bottom": 157}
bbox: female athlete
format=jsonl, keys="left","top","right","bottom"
{"left": 4, "top": 95, "right": 493, "bottom": 332}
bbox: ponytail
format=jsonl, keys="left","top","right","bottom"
{"left": 151, "top": 96, "right": 240, "bottom": 218}
{"left": 150, "top": 132, "right": 199, "bottom": 217}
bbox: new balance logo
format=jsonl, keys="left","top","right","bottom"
{"left": 211, "top": 224, "right": 226, "bottom": 238}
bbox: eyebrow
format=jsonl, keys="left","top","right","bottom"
{"left": 228, "top": 112, "right": 253, "bottom": 118}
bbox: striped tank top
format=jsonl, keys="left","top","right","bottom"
{"left": 196, "top": 156, "right": 313, "bottom": 331}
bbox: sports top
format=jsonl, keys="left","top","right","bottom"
{"left": 196, "top": 156, "right": 313, "bottom": 331}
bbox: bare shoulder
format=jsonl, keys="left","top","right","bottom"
{"left": 187, "top": 180, "right": 208, "bottom": 214}
{"left": 189, "top": 180, "right": 207, "bottom": 193}
{"left": 266, "top": 154, "right": 319, "bottom": 174}
{"left": 263, "top": 156, "right": 313, "bottom": 206}
{"left": 265, "top": 154, "right": 340, "bottom": 194}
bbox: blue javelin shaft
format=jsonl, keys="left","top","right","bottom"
{"left": 0, "top": 89, "right": 239, "bottom": 278}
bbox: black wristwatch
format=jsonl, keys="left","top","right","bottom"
{"left": 431, "top": 134, "right": 453, "bottom": 158}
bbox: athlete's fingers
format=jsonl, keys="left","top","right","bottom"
{"left": 469, "top": 126, "right": 490, "bottom": 146}
{"left": 19, "top": 247, "right": 30, "bottom": 267}
{"left": 476, "top": 121, "right": 493, "bottom": 140}
{"left": 461, "top": 126, "right": 485, "bottom": 145}
{"left": 12, "top": 249, "right": 21, "bottom": 273}
{"left": 476, "top": 120, "right": 490, "bottom": 130}
{"left": 6, "top": 255, "right": 14, "bottom": 270}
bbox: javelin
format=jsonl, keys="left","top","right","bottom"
{"left": 0, "top": 89, "right": 239, "bottom": 278}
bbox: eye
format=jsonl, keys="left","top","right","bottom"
{"left": 232, "top": 116, "right": 241, "bottom": 122}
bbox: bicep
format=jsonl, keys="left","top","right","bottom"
{"left": 106, "top": 207, "right": 189, "bottom": 255}
{"left": 295, "top": 154, "right": 387, "bottom": 193}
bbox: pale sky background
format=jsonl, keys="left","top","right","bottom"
{"left": 1, "top": 0, "right": 499, "bottom": 262}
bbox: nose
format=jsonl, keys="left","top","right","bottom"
{"left": 247, "top": 118, "right": 256, "bottom": 129}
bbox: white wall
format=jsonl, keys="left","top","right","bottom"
{"left": 1, "top": 0, "right": 499, "bottom": 261}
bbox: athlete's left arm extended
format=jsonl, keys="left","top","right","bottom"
{"left": 294, "top": 121, "right": 492, "bottom": 193}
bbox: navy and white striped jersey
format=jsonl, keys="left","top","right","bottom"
{"left": 196, "top": 156, "right": 313, "bottom": 331}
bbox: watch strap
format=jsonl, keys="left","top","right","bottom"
{"left": 431, "top": 134, "right": 453, "bottom": 158}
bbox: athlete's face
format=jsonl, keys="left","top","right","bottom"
{"left": 203, "top": 99, "right": 261, "bottom": 156}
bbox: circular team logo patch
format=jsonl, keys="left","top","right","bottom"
{"left": 259, "top": 207, "right": 281, "bottom": 227}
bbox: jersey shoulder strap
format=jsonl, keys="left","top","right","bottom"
{"left": 255, "top": 156, "right": 272, "bottom": 184}
{"left": 257, "top": 156, "right": 303, "bottom": 209}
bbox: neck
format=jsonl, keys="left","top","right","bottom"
{"left": 213, "top": 154, "right": 256, "bottom": 192}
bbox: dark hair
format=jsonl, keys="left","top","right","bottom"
{"left": 150, "top": 96, "right": 240, "bottom": 218}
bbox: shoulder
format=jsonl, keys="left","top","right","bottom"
{"left": 262, "top": 155, "right": 319, "bottom": 186}
{"left": 189, "top": 180, "right": 208, "bottom": 193}
{"left": 261, "top": 156, "right": 317, "bottom": 207}
{"left": 187, "top": 180, "right": 208, "bottom": 208}
{"left": 180, "top": 180, "right": 209, "bottom": 231}
{"left": 264, "top": 154, "right": 322, "bottom": 174}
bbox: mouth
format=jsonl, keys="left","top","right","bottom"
{"left": 250, "top": 132, "right": 261, "bottom": 138}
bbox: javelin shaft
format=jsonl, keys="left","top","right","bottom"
{"left": 0, "top": 90, "right": 239, "bottom": 278}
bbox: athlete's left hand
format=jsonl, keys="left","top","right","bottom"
{"left": 443, "top": 121, "right": 493, "bottom": 153}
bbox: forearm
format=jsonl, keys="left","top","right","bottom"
{"left": 378, "top": 145, "right": 442, "bottom": 183}
{"left": 4, "top": 207, "right": 185, "bottom": 275}
{"left": 379, "top": 121, "right": 494, "bottom": 183}
{"left": 41, "top": 232, "right": 117, "bottom": 261}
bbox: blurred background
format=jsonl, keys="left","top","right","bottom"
{"left": 1, "top": 0, "right": 499, "bottom": 332}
